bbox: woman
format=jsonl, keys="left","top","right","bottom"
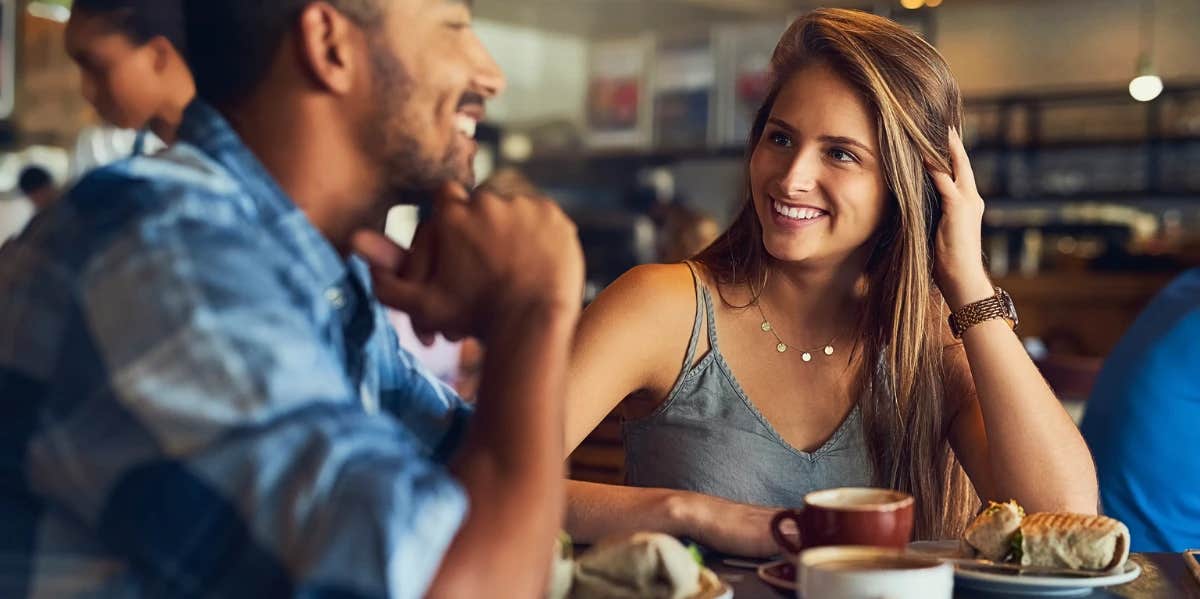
{"left": 565, "top": 9, "right": 1097, "bottom": 557}
{"left": 64, "top": 0, "right": 193, "bottom": 177}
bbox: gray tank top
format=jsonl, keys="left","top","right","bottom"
{"left": 622, "top": 263, "right": 873, "bottom": 507}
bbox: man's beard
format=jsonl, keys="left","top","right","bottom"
{"left": 360, "top": 36, "right": 472, "bottom": 209}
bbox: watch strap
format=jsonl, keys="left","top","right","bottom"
{"left": 949, "top": 287, "right": 1015, "bottom": 338}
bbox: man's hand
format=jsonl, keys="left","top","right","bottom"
{"left": 353, "top": 182, "right": 584, "bottom": 343}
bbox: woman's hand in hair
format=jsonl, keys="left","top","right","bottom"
{"left": 930, "top": 128, "right": 994, "bottom": 310}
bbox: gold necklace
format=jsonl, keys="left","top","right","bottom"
{"left": 753, "top": 299, "right": 836, "bottom": 363}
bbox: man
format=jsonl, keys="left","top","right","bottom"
{"left": 1081, "top": 268, "right": 1200, "bottom": 552}
{"left": 18, "top": 165, "right": 58, "bottom": 211}
{"left": 0, "top": 1, "right": 582, "bottom": 598}
{"left": 0, "top": 167, "right": 50, "bottom": 241}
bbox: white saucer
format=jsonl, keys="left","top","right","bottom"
{"left": 756, "top": 559, "right": 796, "bottom": 592}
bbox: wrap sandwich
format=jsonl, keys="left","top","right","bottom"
{"left": 963, "top": 500, "right": 1025, "bottom": 562}
{"left": 1016, "top": 512, "right": 1131, "bottom": 572}
{"left": 961, "top": 501, "right": 1131, "bottom": 572}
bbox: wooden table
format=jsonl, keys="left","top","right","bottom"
{"left": 710, "top": 553, "right": 1200, "bottom": 598}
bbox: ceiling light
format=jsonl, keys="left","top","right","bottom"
{"left": 1129, "top": 0, "right": 1162, "bottom": 102}
{"left": 1129, "top": 73, "right": 1163, "bottom": 102}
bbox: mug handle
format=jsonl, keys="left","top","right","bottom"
{"left": 770, "top": 509, "right": 805, "bottom": 556}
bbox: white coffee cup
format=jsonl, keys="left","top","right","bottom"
{"left": 797, "top": 546, "right": 953, "bottom": 599}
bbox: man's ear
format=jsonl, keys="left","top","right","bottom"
{"left": 294, "top": 1, "right": 362, "bottom": 95}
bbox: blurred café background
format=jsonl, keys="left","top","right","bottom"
{"left": 4, "top": 0, "right": 1200, "bottom": 482}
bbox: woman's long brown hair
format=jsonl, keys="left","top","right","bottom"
{"left": 694, "top": 8, "right": 978, "bottom": 539}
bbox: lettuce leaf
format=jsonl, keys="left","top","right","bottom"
{"left": 1006, "top": 529, "right": 1024, "bottom": 563}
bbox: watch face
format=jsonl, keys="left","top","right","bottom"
{"left": 999, "top": 289, "right": 1019, "bottom": 330}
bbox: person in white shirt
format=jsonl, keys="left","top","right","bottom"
{"left": 68, "top": 126, "right": 165, "bottom": 183}
{"left": 0, "top": 194, "right": 35, "bottom": 243}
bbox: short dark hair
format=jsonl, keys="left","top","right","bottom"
{"left": 18, "top": 166, "right": 53, "bottom": 196}
{"left": 183, "top": 0, "right": 382, "bottom": 108}
{"left": 72, "top": 0, "right": 186, "bottom": 51}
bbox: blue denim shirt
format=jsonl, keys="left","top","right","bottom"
{"left": 0, "top": 101, "right": 472, "bottom": 598}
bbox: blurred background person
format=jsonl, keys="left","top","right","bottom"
{"left": 1081, "top": 267, "right": 1200, "bottom": 553}
{"left": 657, "top": 203, "right": 719, "bottom": 264}
{"left": 19, "top": 165, "right": 58, "bottom": 212}
{"left": 63, "top": 0, "right": 192, "bottom": 180}
{"left": 0, "top": 165, "right": 55, "bottom": 241}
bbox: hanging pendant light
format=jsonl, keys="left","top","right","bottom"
{"left": 1129, "top": 0, "right": 1163, "bottom": 102}
{"left": 1129, "top": 58, "right": 1164, "bottom": 103}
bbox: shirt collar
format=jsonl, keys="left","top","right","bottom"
{"left": 176, "top": 99, "right": 353, "bottom": 292}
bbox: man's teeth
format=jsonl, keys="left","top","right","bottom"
{"left": 773, "top": 200, "right": 826, "bottom": 220}
{"left": 455, "top": 114, "right": 478, "bottom": 139}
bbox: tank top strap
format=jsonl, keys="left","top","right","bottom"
{"left": 679, "top": 261, "right": 708, "bottom": 371}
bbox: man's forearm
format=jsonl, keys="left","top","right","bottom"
{"left": 430, "top": 303, "right": 577, "bottom": 598}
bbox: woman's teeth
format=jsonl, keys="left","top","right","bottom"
{"left": 455, "top": 114, "right": 478, "bottom": 139}
{"left": 773, "top": 200, "right": 826, "bottom": 220}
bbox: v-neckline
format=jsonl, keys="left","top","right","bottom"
{"left": 698, "top": 285, "right": 860, "bottom": 462}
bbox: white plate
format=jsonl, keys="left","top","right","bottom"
{"left": 908, "top": 540, "right": 1142, "bottom": 597}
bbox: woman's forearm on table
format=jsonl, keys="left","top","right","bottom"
{"left": 566, "top": 480, "right": 691, "bottom": 542}
{"left": 566, "top": 480, "right": 783, "bottom": 557}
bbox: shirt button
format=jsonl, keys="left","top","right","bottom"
{"left": 325, "top": 288, "right": 346, "bottom": 309}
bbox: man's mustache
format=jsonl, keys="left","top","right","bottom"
{"left": 457, "top": 92, "right": 486, "bottom": 111}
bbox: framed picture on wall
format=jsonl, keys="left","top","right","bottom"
{"left": 713, "top": 20, "right": 788, "bottom": 147}
{"left": 583, "top": 34, "right": 652, "bottom": 150}
{"left": 586, "top": 34, "right": 655, "bottom": 150}
{"left": 0, "top": 0, "right": 15, "bottom": 119}
{"left": 653, "top": 33, "right": 716, "bottom": 150}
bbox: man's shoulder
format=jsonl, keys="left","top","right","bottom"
{"left": 68, "top": 143, "right": 243, "bottom": 224}
{"left": 16, "top": 144, "right": 253, "bottom": 272}
{"left": 1087, "top": 268, "right": 1200, "bottom": 408}
{"left": 1160, "top": 268, "right": 1200, "bottom": 306}
{"left": 1128, "top": 268, "right": 1200, "bottom": 340}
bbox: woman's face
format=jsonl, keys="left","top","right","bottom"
{"left": 749, "top": 62, "right": 890, "bottom": 268}
{"left": 65, "top": 11, "right": 165, "bottom": 130}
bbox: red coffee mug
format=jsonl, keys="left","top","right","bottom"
{"left": 770, "top": 487, "right": 915, "bottom": 559}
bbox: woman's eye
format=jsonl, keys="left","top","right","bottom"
{"left": 829, "top": 148, "right": 858, "bottom": 163}
{"left": 769, "top": 132, "right": 793, "bottom": 148}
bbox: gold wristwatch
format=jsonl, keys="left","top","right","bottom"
{"left": 949, "top": 287, "right": 1019, "bottom": 339}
